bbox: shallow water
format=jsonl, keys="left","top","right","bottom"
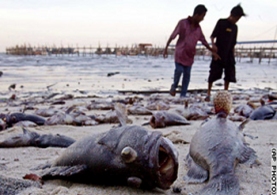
{"left": 0, "top": 53, "right": 276, "bottom": 97}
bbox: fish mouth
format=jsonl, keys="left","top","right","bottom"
{"left": 150, "top": 115, "right": 165, "bottom": 128}
{"left": 155, "top": 137, "right": 179, "bottom": 189}
{"left": 149, "top": 115, "right": 157, "bottom": 128}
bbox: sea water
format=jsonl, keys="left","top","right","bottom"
{"left": 0, "top": 53, "right": 276, "bottom": 97}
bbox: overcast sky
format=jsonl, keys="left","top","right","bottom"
{"left": 1, "top": 0, "right": 277, "bottom": 52}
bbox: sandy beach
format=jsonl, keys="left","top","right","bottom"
{"left": 0, "top": 54, "right": 276, "bottom": 195}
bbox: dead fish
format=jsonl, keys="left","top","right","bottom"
{"left": 0, "top": 128, "right": 75, "bottom": 148}
{"left": 112, "top": 96, "right": 142, "bottom": 105}
{"left": 228, "top": 114, "right": 247, "bottom": 122}
{"left": 95, "top": 110, "right": 132, "bottom": 124}
{"left": 127, "top": 105, "right": 152, "bottom": 115}
{"left": 0, "top": 175, "right": 41, "bottom": 195}
{"left": 40, "top": 126, "right": 178, "bottom": 189}
{"left": 87, "top": 100, "right": 114, "bottom": 110}
{"left": 14, "top": 120, "right": 38, "bottom": 128}
{"left": 187, "top": 104, "right": 210, "bottom": 120}
{"left": 0, "top": 113, "right": 45, "bottom": 127}
{"left": 74, "top": 114, "right": 99, "bottom": 126}
{"left": 38, "top": 105, "right": 179, "bottom": 190}
{"left": 234, "top": 102, "right": 255, "bottom": 118}
{"left": 35, "top": 108, "right": 60, "bottom": 117}
{"left": 249, "top": 99, "right": 276, "bottom": 120}
{"left": 184, "top": 114, "right": 257, "bottom": 194}
{"left": 45, "top": 112, "right": 75, "bottom": 125}
{"left": 149, "top": 111, "right": 190, "bottom": 128}
{"left": 0, "top": 119, "right": 6, "bottom": 131}
{"left": 184, "top": 93, "right": 257, "bottom": 195}
{"left": 146, "top": 101, "right": 170, "bottom": 111}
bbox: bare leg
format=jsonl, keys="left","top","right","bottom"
{"left": 224, "top": 81, "right": 229, "bottom": 90}
{"left": 207, "top": 82, "right": 213, "bottom": 97}
{"left": 205, "top": 82, "right": 213, "bottom": 101}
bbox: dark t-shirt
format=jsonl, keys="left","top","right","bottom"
{"left": 211, "top": 18, "right": 237, "bottom": 61}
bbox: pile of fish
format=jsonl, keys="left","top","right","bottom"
{"left": 1, "top": 91, "right": 276, "bottom": 131}
{"left": 0, "top": 90, "right": 276, "bottom": 194}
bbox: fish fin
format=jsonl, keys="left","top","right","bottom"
{"left": 22, "top": 127, "right": 39, "bottom": 138}
{"left": 183, "top": 155, "right": 208, "bottom": 184}
{"left": 200, "top": 173, "right": 239, "bottom": 195}
{"left": 22, "top": 127, "right": 29, "bottom": 134}
{"left": 200, "top": 117, "right": 211, "bottom": 126}
{"left": 238, "top": 145, "right": 258, "bottom": 166}
{"left": 42, "top": 165, "right": 87, "bottom": 179}
{"left": 114, "top": 103, "right": 128, "bottom": 126}
{"left": 98, "top": 127, "right": 126, "bottom": 150}
{"left": 32, "top": 162, "right": 52, "bottom": 170}
{"left": 127, "top": 177, "right": 142, "bottom": 188}
{"left": 141, "top": 122, "right": 150, "bottom": 126}
{"left": 238, "top": 119, "right": 249, "bottom": 132}
{"left": 174, "top": 119, "right": 190, "bottom": 125}
{"left": 243, "top": 133, "right": 258, "bottom": 140}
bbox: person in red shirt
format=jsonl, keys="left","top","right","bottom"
{"left": 163, "top": 4, "right": 219, "bottom": 98}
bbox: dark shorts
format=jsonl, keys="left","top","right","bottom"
{"left": 208, "top": 59, "right": 236, "bottom": 83}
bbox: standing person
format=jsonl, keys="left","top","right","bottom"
{"left": 205, "top": 4, "right": 246, "bottom": 101}
{"left": 163, "top": 4, "right": 219, "bottom": 98}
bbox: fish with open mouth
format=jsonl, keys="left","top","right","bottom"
{"left": 38, "top": 104, "right": 179, "bottom": 190}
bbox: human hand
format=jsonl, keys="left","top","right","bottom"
{"left": 212, "top": 52, "right": 221, "bottom": 61}
{"left": 212, "top": 45, "right": 218, "bottom": 53}
{"left": 163, "top": 49, "right": 168, "bottom": 58}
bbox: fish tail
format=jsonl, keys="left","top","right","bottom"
{"left": 200, "top": 173, "right": 239, "bottom": 195}
{"left": 42, "top": 165, "right": 87, "bottom": 180}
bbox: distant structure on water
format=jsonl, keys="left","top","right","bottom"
{"left": 5, "top": 43, "right": 165, "bottom": 57}
{"left": 5, "top": 40, "right": 277, "bottom": 64}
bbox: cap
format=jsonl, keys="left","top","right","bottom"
{"left": 231, "top": 4, "right": 246, "bottom": 17}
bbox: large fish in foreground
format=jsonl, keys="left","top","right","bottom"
{"left": 184, "top": 91, "right": 258, "bottom": 195}
{"left": 38, "top": 104, "right": 179, "bottom": 190}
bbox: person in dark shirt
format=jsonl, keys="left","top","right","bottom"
{"left": 205, "top": 4, "right": 246, "bottom": 101}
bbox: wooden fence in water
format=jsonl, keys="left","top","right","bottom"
{"left": 5, "top": 40, "right": 277, "bottom": 64}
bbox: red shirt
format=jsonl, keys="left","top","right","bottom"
{"left": 170, "top": 17, "right": 209, "bottom": 66}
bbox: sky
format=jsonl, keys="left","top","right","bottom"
{"left": 1, "top": 0, "right": 277, "bottom": 52}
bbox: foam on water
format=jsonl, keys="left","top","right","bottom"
{"left": 0, "top": 53, "right": 276, "bottom": 97}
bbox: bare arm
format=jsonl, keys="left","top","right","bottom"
{"left": 210, "top": 36, "right": 220, "bottom": 60}
{"left": 163, "top": 20, "right": 181, "bottom": 58}
{"left": 211, "top": 37, "right": 218, "bottom": 52}
{"left": 163, "top": 37, "right": 174, "bottom": 58}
